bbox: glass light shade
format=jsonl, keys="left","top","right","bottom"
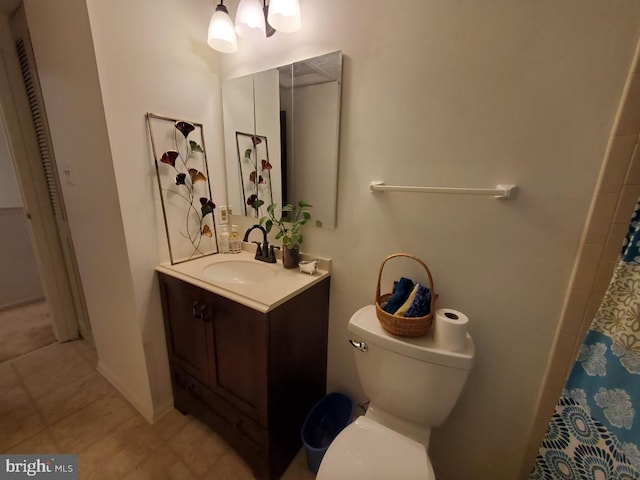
{"left": 207, "top": 4, "right": 238, "bottom": 53}
{"left": 266, "top": 0, "right": 301, "bottom": 33}
{"left": 235, "top": 0, "right": 266, "bottom": 39}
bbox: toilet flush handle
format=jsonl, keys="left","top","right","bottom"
{"left": 349, "top": 339, "right": 368, "bottom": 352}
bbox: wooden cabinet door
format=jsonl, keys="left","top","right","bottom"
{"left": 159, "top": 274, "right": 214, "bottom": 386}
{"left": 207, "top": 291, "right": 268, "bottom": 425}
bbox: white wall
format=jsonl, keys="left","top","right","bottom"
{"left": 83, "top": 0, "right": 226, "bottom": 416}
{"left": 254, "top": 68, "right": 282, "bottom": 214}
{"left": 0, "top": 207, "right": 43, "bottom": 308}
{"left": 0, "top": 108, "right": 43, "bottom": 308}
{"left": 23, "top": 0, "right": 154, "bottom": 419}
{"left": 0, "top": 114, "right": 22, "bottom": 207}
{"left": 23, "top": 0, "right": 224, "bottom": 423}
{"left": 223, "top": 69, "right": 282, "bottom": 217}
{"left": 292, "top": 81, "right": 339, "bottom": 228}
{"left": 17, "top": 0, "right": 640, "bottom": 477}
{"left": 223, "top": 75, "right": 255, "bottom": 215}
{"left": 219, "top": 1, "right": 640, "bottom": 478}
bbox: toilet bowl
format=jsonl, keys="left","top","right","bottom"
{"left": 317, "top": 305, "right": 474, "bottom": 479}
{"left": 316, "top": 416, "right": 435, "bottom": 479}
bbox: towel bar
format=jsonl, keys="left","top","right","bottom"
{"left": 369, "top": 181, "right": 518, "bottom": 200}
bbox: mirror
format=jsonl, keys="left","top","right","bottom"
{"left": 222, "top": 51, "right": 343, "bottom": 229}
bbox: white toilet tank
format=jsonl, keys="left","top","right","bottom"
{"left": 348, "top": 305, "right": 474, "bottom": 428}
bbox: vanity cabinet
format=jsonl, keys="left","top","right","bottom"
{"left": 158, "top": 272, "right": 330, "bottom": 480}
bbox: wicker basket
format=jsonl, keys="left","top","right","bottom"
{"left": 375, "top": 253, "right": 436, "bottom": 337}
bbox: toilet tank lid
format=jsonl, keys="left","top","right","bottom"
{"left": 348, "top": 305, "right": 475, "bottom": 370}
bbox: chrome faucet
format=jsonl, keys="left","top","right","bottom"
{"left": 243, "top": 225, "right": 277, "bottom": 263}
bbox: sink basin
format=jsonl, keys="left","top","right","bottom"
{"left": 201, "top": 260, "right": 276, "bottom": 284}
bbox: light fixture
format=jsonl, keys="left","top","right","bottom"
{"left": 267, "top": 0, "right": 301, "bottom": 34}
{"left": 207, "top": 1, "right": 238, "bottom": 54}
{"left": 208, "top": 0, "right": 301, "bottom": 53}
{"left": 235, "top": 0, "right": 267, "bottom": 39}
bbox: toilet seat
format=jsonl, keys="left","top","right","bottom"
{"left": 316, "top": 416, "right": 435, "bottom": 480}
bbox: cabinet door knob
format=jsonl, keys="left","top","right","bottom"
{"left": 192, "top": 301, "right": 210, "bottom": 322}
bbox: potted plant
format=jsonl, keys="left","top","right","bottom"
{"left": 260, "top": 201, "right": 322, "bottom": 268}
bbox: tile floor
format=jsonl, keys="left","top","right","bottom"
{"left": 0, "top": 301, "right": 56, "bottom": 363}
{"left": 0, "top": 340, "right": 316, "bottom": 479}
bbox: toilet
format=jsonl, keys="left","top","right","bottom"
{"left": 317, "top": 305, "right": 475, "bottom": 479}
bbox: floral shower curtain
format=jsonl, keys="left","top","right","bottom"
{"left": 531, "top": 200, "right": 640, "bottom": 479}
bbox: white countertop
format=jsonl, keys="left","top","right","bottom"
{"left": 155, "top": 248, "right": 331, "bottom": 313}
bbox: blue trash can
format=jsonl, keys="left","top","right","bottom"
{"left": 301, "top": 392, "right": 354, "bottom": 474}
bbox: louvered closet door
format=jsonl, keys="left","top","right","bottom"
{"left": 10, "top": 6, "right": 92, "bottom": 343}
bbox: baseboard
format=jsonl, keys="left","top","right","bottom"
{"left": 152, "top": 397, "right": 175, "bottom": 424}
{"left": 0, "top": 296, "right": 45, "bottom": 312}
{"left": 96, "top": 360, "right": 155, "bottom": 424}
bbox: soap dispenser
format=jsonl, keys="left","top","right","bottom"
{"left": 218, "top": 224, "right": 229, "bottom": 254}
{"left": 229, "top": 224, "right": 242, "bottom": 254}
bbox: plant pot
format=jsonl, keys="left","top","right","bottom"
{"left": 283, "top": 245, "right": 300, "bottom": 269}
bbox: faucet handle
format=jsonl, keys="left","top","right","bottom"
{"left": 268, "top": 245, "right": 280, "bottom": 263}
{"left": 252, "top": 241, "right": 262, "bottom": 256}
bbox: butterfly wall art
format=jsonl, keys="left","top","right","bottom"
{"left": 235, "top": 131, "right": 273, "bottom": 218}
{"left": 146, "top": 113, "right": 218, "bottom": 264}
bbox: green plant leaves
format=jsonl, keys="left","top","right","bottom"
{"left": 189, "top": 140, "right": 203, "bottom": 153}
{"left": 247, "top": 194, "right": 264, "bottom": 211}
{"left": 199, "top": 197, "right": 215, "bottom": 217}
{"left": 258, "top": 202, "right": 319, "bottom": 248}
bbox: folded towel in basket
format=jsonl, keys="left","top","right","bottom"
{"left": 382, "top": 277, "right": 415, "bottom": 314}
{"left": 394, "top": 283, "right": 420, "bottom": 316}
{"left": 404, "top": 283, "right": 431, "bottom": 318}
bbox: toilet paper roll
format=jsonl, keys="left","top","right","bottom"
{"left": 434, "top": 309, "right": 469, "bottom": 352}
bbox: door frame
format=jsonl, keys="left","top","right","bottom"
{"left": 0, "top": 13, "right": 80, "bottom": 341}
